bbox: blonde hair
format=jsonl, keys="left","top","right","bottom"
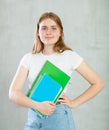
{"left": 32, "top": 12, "right": 72, "bottom": 54}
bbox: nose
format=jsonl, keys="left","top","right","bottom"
{"left": 46, "top": 28, "right": 52, "bottom": 35}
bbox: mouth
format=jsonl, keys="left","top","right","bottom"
{"left": 45, "top": 37, "right": 53, "bottom": 39}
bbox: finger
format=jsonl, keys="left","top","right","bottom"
{"left": 62, "top": 92, "right": 66, "bottom": 96}
{"left": 60, "top": 94, "right": 65, "bottom": 98}
{"left": 59, "top": 96, "right": 67, "bottom": 101}
{"left": 61, "top": 94, "right": 67, "bottom": 99}
{"left": 49, "top": 102, "right": 55, "bottom": 106}
{"left": 60, "top": 102, "right": 68, "bottom": 105}
{"left": 59, "top": 99, "right": 67, "bottom": 103}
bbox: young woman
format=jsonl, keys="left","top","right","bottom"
{"left": 9, "top": 12, "right": 104, "bottom": 130}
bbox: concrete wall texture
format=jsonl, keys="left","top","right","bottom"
{"left": 0, "top": 0, "right": 109, "bottom": 130}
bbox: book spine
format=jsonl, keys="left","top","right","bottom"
{"left": 27, "top": 74, "right": 43, "bottom": 97}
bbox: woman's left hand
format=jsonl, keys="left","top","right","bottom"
{"left": 58, "top": 93, "right": 73, "bottom": 108}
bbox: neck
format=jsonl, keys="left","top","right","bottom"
{"left": 42, "top": 46, "right": 55, "bottom": 55}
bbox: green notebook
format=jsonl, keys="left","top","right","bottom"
{"left": 27, "top": 60, "right": 71, "bottom": 103}
{"left": 27, "top": 60, "right": 71, "bottom": 117}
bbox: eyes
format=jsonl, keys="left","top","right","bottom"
{"left": 39, "top": 26, "right": 58, "bottom": 31}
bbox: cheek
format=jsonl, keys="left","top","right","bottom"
{"left": 38, "top": 31, "right": 44, "bottom": 38}
{"left": 55, "top": 32, "right": 61, "bottom": 39}
{"left": 57, "top": 30, "right": 61, "bottom": 37}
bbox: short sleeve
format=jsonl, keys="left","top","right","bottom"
{"left": 64, "top": 51, "right": 83, "bottom": 70}
{"left": 19, "top": 53, "right": 31, "bottom": 69}
{"left": 72, "top": 51, "right": 83, "bottom": 70}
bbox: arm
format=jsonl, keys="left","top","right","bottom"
{"left": 9, "top": 65, "right": 56, "bottom": 116}
{"left": 59, "top": 60, "right": 104, "bottom": 108}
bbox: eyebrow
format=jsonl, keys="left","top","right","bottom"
{"left": 41, "top": 25, "right": 57, "bottom": 27}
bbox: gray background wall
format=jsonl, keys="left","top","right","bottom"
{"left": 0, "top": 0, "right": 109, "bottom": 130}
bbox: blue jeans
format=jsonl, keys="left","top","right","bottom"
{"left": 24, "top": 104, "right": 76, "bottom": 130}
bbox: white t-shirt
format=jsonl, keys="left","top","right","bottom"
{"left": 19, "top": 50, "right": 83, "bottom": 92}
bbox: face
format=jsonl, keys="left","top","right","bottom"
{"left": 38, "top": 18, "right": 61, "bottom": 46}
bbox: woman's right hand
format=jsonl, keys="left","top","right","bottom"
{"left": 9, "top": 65, "right": 56, "bottom": 116}
{"left": 36, "top": 101, "right": 56, "bottom": 116}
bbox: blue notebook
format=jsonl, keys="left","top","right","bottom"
{"left": 30, "top": 73, "right": 62, "bottom": 103}
{"left": 29, "top": 73, "right": 62, "bottom": 118}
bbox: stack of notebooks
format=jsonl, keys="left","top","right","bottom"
{"left": 27, "top": 60, "right": 71, "bottom": 117}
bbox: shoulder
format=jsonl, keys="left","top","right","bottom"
{"left": 19, "top": 52, "right": 36, "bottom": 68}
{"left": 22, "top": 52, "right": 33, "bottom": 58}
{"left": 62, "top": 50, "right": 81, "bottom": 57}
{"left": 62, "top": 50, "right": 84, "bottom": 70}
{"left": 21, "top": 52, "right": 38, "bottom": 60}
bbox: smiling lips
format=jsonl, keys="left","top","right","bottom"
{"left": 45, "top": 37, "right": 53, "bottom": 39}
{"left": 45, "top": 37, "right": 54, "bottom": 40}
